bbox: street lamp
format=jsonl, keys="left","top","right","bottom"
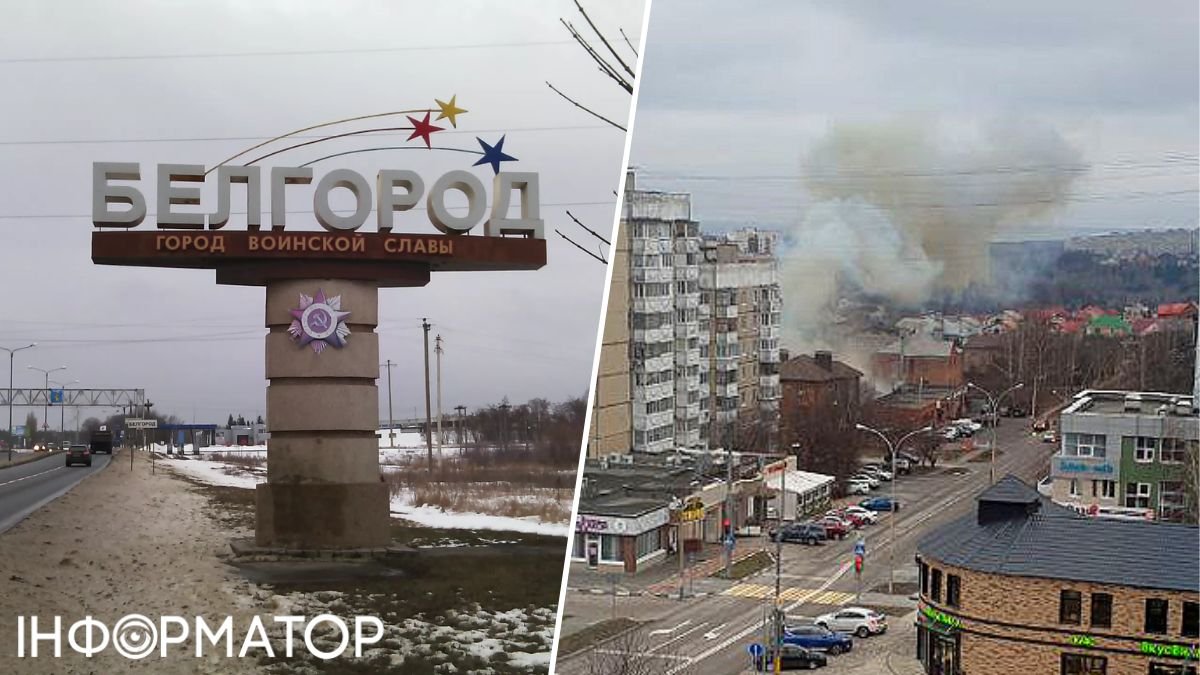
{"left": 856, "top": 423, "right": 932, "bottom": 595}
{"left": 49, "top": 379, "right": 79, "bottom": 438}
{"left": 28, "top": 365, "right": 67, "bottom": 437}
{"left": 967, "top": 382, "right": 1024, "bottom": 484}
{"left": 1, "top": 343, "right": 36, "bottom": 461}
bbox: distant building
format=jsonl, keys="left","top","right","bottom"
{"left": 699, "top": 229, "right": 782, "bottom": 448}
{"left": 587, "top": 174, "right": 633, "bottom": 458}
{"left": 871, "top": 384, "right": 966, "bottom": 429}
{"left": 1049, "top": 389, "right": 1198, "bottom": 522}
{"left": 216, "top": 423, "right": 268, "bottom": 446}
{"left": 873, "top": 335, "right": 964, "bottom": 389}
{"left": 962, "top": 333, "right": 1007, "bottom": 376}
{"left": 779, "top": 350, "right": 862, "bottom": 439}
{"left": 916, "top": 475, "right": 1199, "bottom": 675}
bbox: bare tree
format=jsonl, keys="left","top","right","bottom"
{"left": 581, "top": 627, "right": 693, "bottom": 675}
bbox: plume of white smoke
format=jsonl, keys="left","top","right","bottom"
{"left": 781, "top": 118, "right": 1083, "bottom": 352}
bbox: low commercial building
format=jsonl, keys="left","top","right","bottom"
{"left": 916, "top": 476, "right": 1199, "bottom": 675}
{"left": 870, "top": 383, "right": 967, "bottom": 429}
{"left": 1049, "top": 390, "right": 1198, "bottom": 522}
{"left": 760, "top": 457, "right": 835, "bottom": 521}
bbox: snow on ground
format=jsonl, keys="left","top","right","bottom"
{"left": 390, "top": 500, "right": 569, "bottom": 537}
{"left": 161, "top": 456, "right": 265, "bottom": 490}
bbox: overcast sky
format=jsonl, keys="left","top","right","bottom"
{"left": 0, "top": 0, "right": 643, "bottom": 426}
{"left": 630, "top": 0, "right": 1198, "bottom": 239}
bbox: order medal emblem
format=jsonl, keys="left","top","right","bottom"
{"left": 288, "top": 289, "right": 351, "bottom": 353}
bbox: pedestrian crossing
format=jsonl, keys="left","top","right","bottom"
{"left": 723, "top": 583, "right": 856, "bottom": 606}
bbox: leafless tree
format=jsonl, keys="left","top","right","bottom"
{"left": 581, "top": 627, "right": 693, "bottom": 675}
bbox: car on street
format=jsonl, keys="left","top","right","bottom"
{"left": 828, "top": 509, "right": 869, "bottom": 528}
{"left": 814, "top": 607, "right": 889, "bottom": 638}
{"left": 846, "top": 478, "right": 871, "bottom": 495}
{"left": 840, "top": 502, "right": 878, "bottom": 523}
{"left": 1041, "top": 429, "right": 1057, "bottom": 443}
{"left": 860, "top": 465, "right": 892, "bottom": 481}
{"left": 770, "top": 523, "right": 827, "bottom": 546}
{"left": 889, "top": 456, "right": 912, "bottom": 474}
{"left": 1032, "top": 419, "right": 1051, "bottom": 432}
{"left": 753, "top": 644, "right": 828, "bottom": 671}
{"left": 850, "top": 473, "right": 880, "bottom": 489}
{"left": 781, "top": 625, "right": 854, "bottom": 655}
{"left": 897, "top": 450, "right": 921, "bottom": 465}
{"left": 814, "top": 515, "right": 852, "bottom": 539}
{"left": 1010, "top": 406, "right": 1028, "bottom": 418}
{"left": 65, "top": 444, "right": 92, "bottom": 467}
{"left": 952, "top": 418, "right": 982, "bottom": 435}
{"left": 938, "top": 426, "right": 960, "bottom": 441}
{"left": 859, "top": 497, "right": 901, "bottom": 512}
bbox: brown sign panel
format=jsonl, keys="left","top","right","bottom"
{"left": 92, "top": 231, "right": 546, "bottom": 287}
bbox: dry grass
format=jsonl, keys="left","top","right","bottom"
{"left": 209, "top": 452, "right": 265, "bottom": 471}
{"left": 385, "top": 456, "right": 573, "bottom": 522}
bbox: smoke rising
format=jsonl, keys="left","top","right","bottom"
{"left": 780, "top": 118, "right": 1083, "bottom": 352}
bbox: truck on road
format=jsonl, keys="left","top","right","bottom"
{"left": 89, "top": 427, "right": 113, "bottom": 455}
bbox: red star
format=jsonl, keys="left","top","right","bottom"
{"left": 406, "top": 112, "right": 444, "bottom": 148}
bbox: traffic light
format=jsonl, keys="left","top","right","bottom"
{"left": 722, "top": 517, "right": 731, "bottom": 537}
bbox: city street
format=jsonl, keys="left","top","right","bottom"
{"left": 556, "top": 421, "right": 1059, "bottom": 674}
{"left": 0, "top": 450, "right": 111, "bottom": 534}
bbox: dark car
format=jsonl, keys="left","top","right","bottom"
{"left": 769, "top": 523, "right": 827, "bottom": 546}
{"left": 781, "top": 625, "right": 853, "bottom": 655}
{"left": 859, "top": 497, "right": 901, "bottom": 512}
{"left": 1010, "top": 406, "right": 1028, "bottom": 418}
{"left": 65, "top": 444, "right": 91, "bottom": 467}
{"left": 814, "top": 516, "right": 851, "bottom": 539}
{"left": 754, "top": 644, "right": 828, "bottom": 670}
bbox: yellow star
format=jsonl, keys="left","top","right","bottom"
{"left": 434, "top": 95, "right": 467, "bottom": 128}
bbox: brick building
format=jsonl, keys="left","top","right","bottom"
{"left": 916, "top": 476, "right": 1199, "bottom": 675}
{"left": 873, "top": 335, "right": 964, "bottom": 390}
{"left": 779, "top": 350, "right": 862, "bottom": 439}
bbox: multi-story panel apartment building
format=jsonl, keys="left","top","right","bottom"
{"left": 1049, "top": 389, "right": 1198, "bottom": 522}
{"left": 624, "top": 172, "right": 702, "bottom": 454}
{"left": 698, "top": 229, "right": 781, "bottom": 450}
{"left": 587, "top": 175, "right": 632, "bottom": 458}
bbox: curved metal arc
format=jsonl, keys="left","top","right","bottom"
{"left": 241, "top": 126, "right": 418, "bottom": 167}
{"left": 205, "top": 108, "right": 431, "bottom": 175}
{"left": 300, "top": 145, "right": 483, "bottom": 168}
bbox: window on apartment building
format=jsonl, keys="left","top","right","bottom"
{"left": 1060, "top": 590, "right": 1082, "bottom": 624}
{"left": 931, "top": 569, "right": 942, "bottom": 603}
{"left": 1064, "top": 433, "right": 1107, "bottom": 458}
{"left": 1125, "top": 483, "right": 1152, "bottom": 509}
{"left": 1160, "top": 438, "right": 1193, "bottom": 464}
{"left": 1183, "top": 601, "right": 1199, "bottom": 638}
{"left": 1090, "top": 593, "right": 1112, "bottom": 628}
{"left": 1145, "top": 598, "right": 1169, "bottom": 634}
{"left": 1061, "top": 654, "right": 1107, "bottom": 675}
{"left": 1133, "top": 436, "right": 1158, "bottom": 463}
{"left": 946, "top": 575, "right": 961, "bottom": 607}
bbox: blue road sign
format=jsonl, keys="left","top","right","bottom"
{"left": 747, "top": 643, "right": 765, "bottom": 657}
{"left": 49, "top": 389, "right": 63, "bottom": 404}
{"left": 854, "top": 539, "right": 866, "bottom": 556}
{"left": 725, "top": 535, "right": 736, "bottom": 549}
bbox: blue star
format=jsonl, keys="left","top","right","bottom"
{"left": 473, "top": 135, "right": 518, "bottom": 174}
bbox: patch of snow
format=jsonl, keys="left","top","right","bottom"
{"left": 161, "top": 457, "right": 264, "bottom": 489}
{"left": 390, "top": 500, "right": 567, "bottom": 537}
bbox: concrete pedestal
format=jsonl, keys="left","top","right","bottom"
{"left": 256, "top": 278, "right": 390, "bottom": 549}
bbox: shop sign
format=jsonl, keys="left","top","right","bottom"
{"left": 1068, "top": 634, "right": 1096, "bottom": 648}
{"left": 576, "top": 508, "right": 669, "bottom": 535}
{"left": 920, "top": 605, "right": 962, "bottom": 631}
{"left": 678, "top": 497, "right": 706, "bottom": 523}
{"left": 1139, "top": 641, "right": 1198, "bottom": 660}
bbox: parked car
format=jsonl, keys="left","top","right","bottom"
{"left": 939, "top": 426, "right": 960, "bottom": 441}
{"left": 842, "top": 505, "right": 880, "bottom": 524}
{"left": 860, "top": 466, "right": 893, "bottom": 481}
{"left": 65, "top": 444, "right": 92, "bottom": 467}
{"left": 753, "top": 644, "right": 828, "bottom": 671}
{"left": 781, "top": 625, "right": 854, "bottom": 655}
{"left": 846, "top": 479, "right": 871, "bottom": 495}
{"left": 850, "top": 473, "right": 880, "bottom": 489}
{"left": 1010, "top": 406, "right": 1028, "bottom": 418}
{"left": 952, "top": 418, "right": 982, "bottom": 435}
{"left": 828, "top": 509, "right": 869, "bottom": 528}
{"left": 814, "top": 516, "right": 851, "bottom": 539}
{"left": 897, "top": 449, "right": 921, "bottom": 464}
{"left": 770, "top": 523, "right": 827, "bottom": 546}
{"left": 859, "top": 497, "right": 901, "bottom": 512}
{"left": 1032, "top": 419, "right": 1049, "bottom": 432}
{"left": 1041, "top": 429, "right": 1057, "bottom": 443}
{"left": 814, "top": 607, "right": 888, "bottom": 638}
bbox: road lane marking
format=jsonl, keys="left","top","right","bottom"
{"left": 648, "top": 619, "right": 691, "bottom": 637}
{"left": 723, "top": 583, "right": 854, "bottom": 606}
{"left": 0, "top": 466, "right": 64, "bottom": 488}
{"left": 649, "top": 621, "right": 708, "bottom": 653}
{"left": 703, "top": 623, "right": 727, "bottom": 640}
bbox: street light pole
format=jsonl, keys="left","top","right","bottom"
{"left": 2, "top": 343, "right": 36, "bottom": 461}
{"left": 967, "top": 382, "right": 1024, "bottom": 484}
{"left": 28, "top": 365, "right": 66, "bottom": 438}
{"left": 49, "top": 379, "right": 78, "bottom": 439}
{"left": 856, "top": 423, "right": 932, "bottom": 595}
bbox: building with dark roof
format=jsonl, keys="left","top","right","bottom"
{"left": 779, "top": 350, "right": 862, "bottom": 438}
{"left": 915, "top": 475, "right": 1199, "bottom": 675}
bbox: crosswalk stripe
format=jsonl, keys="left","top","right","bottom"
{"left": 722, "top": 584, "right": 855, "bottom": 606}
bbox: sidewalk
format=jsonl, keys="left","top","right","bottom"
{"left": 568, "top": 538, "right": 772, "bottom": 598}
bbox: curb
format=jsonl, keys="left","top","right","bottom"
{"left": 568, "top": 586, "right": 714, "bottom": 599}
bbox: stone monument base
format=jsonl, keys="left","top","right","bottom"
{"left": 255, "top": 482, "right": 390, "bottom": 549}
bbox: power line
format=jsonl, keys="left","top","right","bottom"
{"left": 0, "top": 41, "right": 576, "bottom": 65}
{"left": 0, "top": 125, "right": 614, "bottom": 146}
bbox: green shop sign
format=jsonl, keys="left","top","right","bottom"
{"left": 1068, "top": 635, "right": 1096, "bottom": 648}
{"left": 921, "top": 605, "right": 962, "bottom": 630}
{"left": 1139, "top": 641, "right": 1198, "bottom": 660}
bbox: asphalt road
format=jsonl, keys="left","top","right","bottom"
{"left": 0, "top": 450, "right": 112, "bottom": 534}
{"left": 556, "top": 422, "right": 1058, "bottom": 675}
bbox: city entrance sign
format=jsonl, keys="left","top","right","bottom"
{"left": 89, "top": 98, "right": 548, "bottom": 550}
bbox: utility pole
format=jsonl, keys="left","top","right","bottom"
{"left": 380, "top": 360, "right": 397, "bottom": 448}
{"left": 499, "top": 402, "right": 511, "bottom": 451}
{"left": 2, "top": 343, "right": 36, "bottom": 462}
{"left": 422, "top": 319, "right": 433, "bottom": 470}
{"left": 435, "top": 335, "right": 443, "bottom": 457}
{"left": 29, "top": 364, "right": 66, "bottom": 437}
{"left": 724, "top": 425, "right": 735, "bottom": 579}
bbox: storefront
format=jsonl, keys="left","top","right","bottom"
{"left": 571, "top": 503, "right": 671, "bottom": 574}
{"left": 916, "top": 604, "right": 962, "bottom": 675}
{"left": 760, "top": 458, "right": 834, "bottom": 521}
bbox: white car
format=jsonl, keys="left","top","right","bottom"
{"left": 842, "top": 506, "right": 879, "bottom": 524}
{"left": 861, "top": 466, "right": 893, "bottom": 481}
{"left": 850, "top": 473, "right": 880, "bottom": 489}
{"left": 814, "top": 607, "right": 888, "bottom": 638}
{"left": 846, "top": 479, "right": 871, "bottom": 495}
